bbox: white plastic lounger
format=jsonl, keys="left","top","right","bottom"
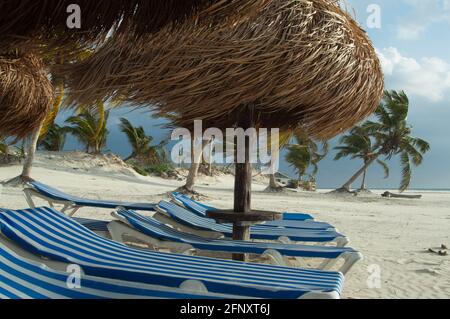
{"left": 156, "top": 201, "right": 349, "bottom": 247}
{"left": 110, "top": 209, "right": 362, "bottom": 274}
{"left": 0, "top": 207, "right": 345, "bottom": 299}
{"left": 23, "top": 181, "right": 156, "bottom": 216}
{"left": 172, "top": 192, "right": 315, "bottom": 222}
{"left": 171, "top": 192, "right": 332, "bottom": 230}
{"left": 0, "top": 243, "right": 242, "bottom": 299}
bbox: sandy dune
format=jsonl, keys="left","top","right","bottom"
{"left": 1, "top": 152, "right": 449, "bottom": 299}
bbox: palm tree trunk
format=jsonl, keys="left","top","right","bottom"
{"left": 269, "top": 173, "right": 279, "bottom": 188}
{"left": 267, "top": 149, "right": 282, "bottom": 191}
{"left": 185, "top": 161, "right": 201, "bottom": 191}
{"left": 22, "top": 123, "right": 43, "bottom": 179}
{"left": 3, "top": 123, "right": 43, "bottom": 186}
{"left": 360, "top": 167, "right": 367, "bottom": 190}
{"left": 181, "top": 138, "right": 204, "bottom": 192}
{"left": 341, "top": 156, "right": 378, "bottom": 191}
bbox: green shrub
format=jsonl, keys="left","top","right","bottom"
{"left": 132, "top": 165, "right": 148, "bottom": 176}
{"left": 146, "top": 163, "right": 173, "bottom": 175}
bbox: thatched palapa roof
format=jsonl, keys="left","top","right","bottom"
{"left": 0, "top": 0, "right": 270, "bottom": 53}
{"left": 60, "top": 0, "right": 384, "bottom": 139}
{"left": 0, "top": 52, "right": 53, "bottom": 138}
{"left": 0, "top": 0, "right": 270, "bottom": 137}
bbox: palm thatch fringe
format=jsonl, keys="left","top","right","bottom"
{"left": 60, "top": 0, "right": 384, "bottom": 139}
{"left": 0, "top": 52, "right": 53, "bottom": 138}
{"left": 0, "top": 0, "right": 270, "bottom": 53}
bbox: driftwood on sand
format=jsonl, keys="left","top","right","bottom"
{"left": 382, "top": 191, "right": 422, "bottom": 199}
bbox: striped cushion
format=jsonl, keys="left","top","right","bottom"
{"left": 0, "top": 207, "right": 344, "bottom": 299}
{"left": 174, "top": 194, "right": 330, "bottom": 230}
{"left": 159, "top": 201, "right": 344, "bottom": 243}
{"left": 74, "top": 218, "right": 109, "bottom": 232}
{"left": 29, "top": 181, "right": 156, "bottom": 211}
{"left": 118, "top": 209, "right": 355, "bottom": 258}
{"left": 0, "top": 243, "right": 230, "bottom": 299}
{"left": 173, "top": 192, "right": 315, "bottom": 222}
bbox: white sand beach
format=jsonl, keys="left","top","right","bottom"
{"left": 1, "top": 152, "right": 449, "bottom": 299}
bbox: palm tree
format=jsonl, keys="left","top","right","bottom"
{"left": 337, "top": 90, "right": 430, "bottom": 192}
{"left": 65, "top": 103, "right": 109, "bottom": 154}
{"left": 2, "top": 50, "right": 91, "bottom": 185}
{"left": 119, "top": 118, "right": 167, "bottom": 164}
{"left": 285, "top": 134, "right": 328, "bottom": 183}
{"left": 334, "top": 126, "right": 389, "bottom": 191}
{"left": 38, "top": 123, "right": 69, "bottom": 151}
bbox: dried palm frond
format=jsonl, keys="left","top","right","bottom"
{"left": 0, "top": 0, "right": 270, "bottom": 53}
{"left": 61, "top": 0, "right": 384, "bottom": 139}
{"left": 0, "top": 52, "right": 53, "bottom": 138}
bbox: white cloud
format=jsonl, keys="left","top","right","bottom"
{"left": 396, "top": 24, "right": 426, "bottom": 40}
{"left": 377, "top": 47, "right": 450, "bottom": 102}
{"left": 395, "top": 0, "right": 450, "bottom": 40}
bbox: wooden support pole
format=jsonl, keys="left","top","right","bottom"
{"left": 232, "top": 105, "right": 253, "bottom": 261}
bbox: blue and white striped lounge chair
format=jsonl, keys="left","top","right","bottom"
{"left": 110, "top": 209, "right": 362, "bottom": 274}
{"left": 0, "top": 207, "right": 345, "bottom": 299}
{"left": 74, "top": 217, "right": 110, "bottom": 233}
{"left": 0, "top": 242, "right": 244, "bottom": 299}
{"left": 171, "top": 192, "right": 332, "bottom": 230}
{"left": 155, "top": 201, "right": 349, "bottom": 247}
{"left": 24, "top": 181, "right": 156, "bottom": 216}
{"left": 172, "top": 192, "right": 315, "bottom": 222}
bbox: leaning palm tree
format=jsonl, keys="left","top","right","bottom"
{"left": 65, "top": 103, "right": 109, "bottom": 154}
{"left": 337, "top": 90, "right": 430, "bottom": 192}
{"left": 119, "top": 117, "right": 167, "bottom": 164}
{"left": 334, "top": 126, "right": 389, "bottom": 191}
{"left": 38, "top": 123, "right": 69, "bottom": 152}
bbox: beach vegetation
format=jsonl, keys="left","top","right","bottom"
{"left": 65, "top": 102, "right": 109, "bottom": 154}
{"left": 285, "top": 133, "right": 328, "bottom": 185}
{"left": 38, "top": 123, "right": 69, "bottom": 152}
{"left": 119, "top": 118, "right": 168, "bottom": 164}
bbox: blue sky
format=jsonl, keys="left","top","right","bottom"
{"left": 322, "top": 0, "right": 450, "bottom": 189}
{"left": 58, "top": 0, "right": 450, "bottom": 190}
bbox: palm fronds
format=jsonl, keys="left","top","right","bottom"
{"left": 64, "top": 104, "right": 109, "bottom": 153}
{"left": 119, "top": 117, "right": 167, "bottom": 165}
{"left": 38, "top": 123, "right": 69, "bottom": 151}
{"left": 0, "top": 0, "right": 270, "bottom": 53}
{"left": 285, "top": 134, "right": 328, "bottom": 181}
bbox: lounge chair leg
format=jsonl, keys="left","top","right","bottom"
{"left": 338, "top": 252, "right": 363, "bottom": 275}
{"left": 179, "top": 280, "right": 209, "bottom": 293}
{"left": 181, "top": 248, "right": 197, "bottom": 256}
{"left": 107, "top": 221, "right": 125, "bottom": 242}
{"left": 277, "top": 236, "right": 291, "bottom": 244}
{"left": 319, "top": 258, "right": 338, "bottom": 270}
{"left": 262, "top": 249, "right": 289, "bottom": 267}
{"left": 300, "top": 291, "right": 340, "bottom": 299}
{"left": 335, "top": 237, "right": 349, "bottom": 247}
{"left": 65, "top": 205, "right": 80, "bottom": 217}
{"left": 23, "top": 189, "right": 36, "bottom": 208}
